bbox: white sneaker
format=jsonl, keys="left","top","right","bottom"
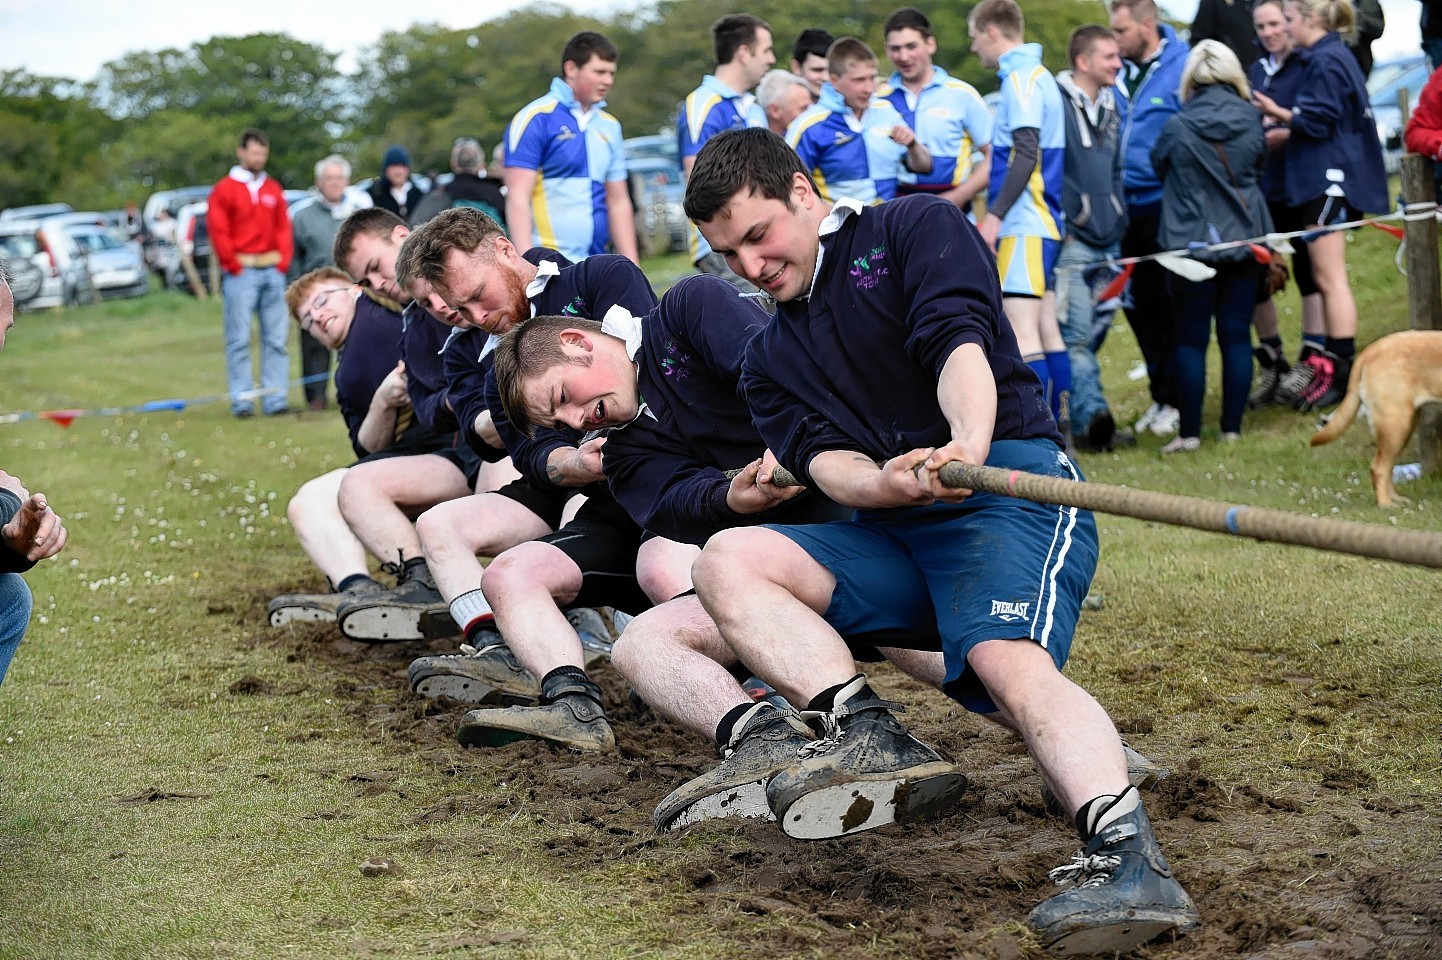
{"left": 1160, "top": 435, "right": 1200, "bottom": 454}
{"left": 1133, "top": 402, "right": 1162, "bottom": 433}
{"left": 1149, "top": 404, "right": 1180, "bottom": 437}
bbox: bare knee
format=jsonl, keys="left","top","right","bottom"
{"left": 483, "top": 543, "right": 575, "bottom": 604}
{"left": 289, "top": 471, "right": 343, "bottom": 526}
{"left": 692, "top": 528, "right": 769, "bottom": 603}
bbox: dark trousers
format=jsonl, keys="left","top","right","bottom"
{"left": 1121, "top": 203, "right": 1178, "bottom": 409}
{"left": 1170, "top": 263, "right": 1263, "bottom": 438}
{"left": 300, "top": 328, "right": 331, "bottom": 405}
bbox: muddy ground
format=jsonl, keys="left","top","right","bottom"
{"left": 243, "top": 588, "right": 1441, "bottom": 959}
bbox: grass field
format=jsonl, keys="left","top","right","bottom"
{"left": 0, "top": 232, "right": 1438, "bottom": 959}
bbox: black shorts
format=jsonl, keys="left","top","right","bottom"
{"left": 1295, "top": 193, "right": 1358, "bottom": 232}
{"left": 430, "top": 444, "right": 486, "bottom": 490}
{"left": 493, "top": 477, "right": 577, "bottom": 531}
{"left": 538, "top": 489, "right": 650, "bottom": 613}
{"left": 1256, "top": 200, "right": 1318, "bottom": 302}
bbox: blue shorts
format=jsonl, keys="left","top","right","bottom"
{"left": 997, "top": 236, "right": 1061, "bottom": 298}
{"left": 767, "top": 438, "right": 1099, "bottom": 713}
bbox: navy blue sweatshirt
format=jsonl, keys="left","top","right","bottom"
{"left": 603, "top": 275, "right": 847, "bottom": 545}
{"left": 400, "top": 302, "right": 459, "bottom": 436}
{"left": 1283, "top": 32, "right": 1388, "bottom": 213}
{"left": 742, "top": 196, "right": 1061, "bottom": 488}
{"left": 443, "top": 328, "right": 508, "bottom": 462}
{"left": 335, "top": 293, "right": 445, "bottom": 459}
{"left": 1247, "top": 49, "right": 1306, "bottom": 204}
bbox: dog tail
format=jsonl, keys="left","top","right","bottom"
{"left": 1309, "top": 353, "right": 1366, "bottom": 447}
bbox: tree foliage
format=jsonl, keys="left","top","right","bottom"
{"left": 0, "top": 0, "right": 1119, "bottom": 212}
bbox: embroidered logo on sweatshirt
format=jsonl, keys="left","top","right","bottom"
{"left": 660, "top": 338, "right": 691, "bottom": 381}
{"left": 560, "top": 296, "right": 588, "bottom": 316}
{"left": 849, "top": 245, "right": 890, "bottom": 290}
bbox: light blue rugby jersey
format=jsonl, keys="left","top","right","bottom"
{"left": 988, "top": 44, "right": 1064, "bottom": 240}
{"left": 786, "top": 82, "right": 909, "bottom": 204}
{"left": 678, "top": 74, "right": 767, "bottom": 261}
{"left": 506, "top": 77, "right": 628, "bottom": 263}
{"left": 880, "top": 65, "right": 993, "bottom": 193}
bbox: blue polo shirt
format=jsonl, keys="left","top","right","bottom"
{"left": 506, "top": 78, "right": 628, "bottom": 263}
{"left": 881, "top": 66, "right": 993, "bottom": 195}
{"left": 787, "top": 83, "right": 911, "bottom": 204}
{"left": 988, "top": 44, "right": 1065, "bottom": 240}
{"left": 679, "top": 74, "right": 767, "bottom": 261}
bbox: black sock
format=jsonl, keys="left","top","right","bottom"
{"left": 715, "top": 701, "right": 756, "bottom": 748}
{"left": 806, "top": 674, "right": 872, "bottom": 712}
{"left": 540, "top": 665, "right": 600, "bottom": 705}
{"left": 1326, "top": 337, "right": 1355, "bottom": 360}
{"left": 335, "top": 574, "right": 378, "bottom": 594}
{"left": 1261, "top": 335, "right": 1283, "bottom": 351}
{"left": 462, "top": 616, "right": 497, "bottom": 646}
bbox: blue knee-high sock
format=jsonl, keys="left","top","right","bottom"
{"left": 1045, "top": 351, "right": 1072, "bottom": 423}
{"left": 1026, "top": 356, "right": 1051, "bottom": 411}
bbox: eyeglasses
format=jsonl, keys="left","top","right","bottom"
{"left": 300, "top": 286, "right": 353, "bottom": 332}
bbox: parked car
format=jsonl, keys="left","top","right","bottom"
{"left": 60, "top": 221, "right": 149, "bottom": 300}
{"left": 166, "top": 200, "right": 214, "bottom": 295}
{"left": 0, "top": 202, "right": 73, "bottom": 224}
{"left": 0, "top": 221, "right": 93, "bottom": 309}
{"left": 624, "top": 134, "right": 687, "bottom": 256}
{"left": 142, "top": 186, "right": 211, "bottom": 285}
{"left": 1370, "top": 54, "right": 1432, "bottom": 174}
{"left": 0, "top": 254, "right": 45, "bottom": 306}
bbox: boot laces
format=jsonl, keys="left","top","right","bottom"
{"left": 1047, "top": 851, "right": 1123, "bottom": 888}
{"left": 795, "top": 698, "right": 906, "bottom": 757}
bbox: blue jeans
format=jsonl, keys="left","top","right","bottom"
{"left": 222, "top": 266, "right": 291, "bottom": 415}
{"left": 1055, "top": 237, "right": 1117, "bottom": 432}
{"left": 0, "top": 573, "right": 32, "bottom": 685}
{"left": 1170, "top": 263, "right": 1262, "bottom": 438}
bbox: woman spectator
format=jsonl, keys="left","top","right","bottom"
{"left": 1246, "top": 0, "right": 1327, "bottom": 409}
{"left": 1253, "top": 0, "right": 1388, "bottom": 411}
{"left": 1151, "top": 40, "right": 1273, "bottom": 453}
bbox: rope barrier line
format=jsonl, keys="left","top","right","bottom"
{"left": 746, "top": 462, "right": 1442, "bottom": 570}
{"left": 0, "top": 373, "right": 331, "bottom": 427}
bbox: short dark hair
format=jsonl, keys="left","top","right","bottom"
{"left": 968, "top": 0, "right": 1025, "bottom": 41}
{"left": 493, "top": 314, "right": 604, "bottom": 437}
{"left": 1069, "top": 25, "right": 1117, "bottom": 66}
{"left": 883, "top": 7, "right": 933, "bottom": 39}
{"left": 398, "top": 207, "right": 507, "bottom": 301}
{"left": 713, "top": 14, "right": 770, "bottom": 65}
{"left": 332, "top": 208, "right": 406, "bottom": 274}
{"left": 792, "top": 28, "right": 834, "bottom": 65}
{"left": 562, "top": 31, "right": 618, "bottom": 73}
{"left": 827, "top": 37, "right": 877, "bottom": 77}
{"left": 239, "top": 128, "right": 269, "bottom": 149}
{"left": 684, "top": 127, "right": 807, "bottom": 224}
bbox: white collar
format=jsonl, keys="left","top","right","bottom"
{"left": 598, "top": 304, "right": 653, "bottom": 420}
{"left": 479, "top": 332, "right": 501, "bottom": 361}
{"left": 525, "top": 259, "right": 561, "bottom": 308}
{"left": 806, "top": 197, "right": 865, "bottom": 299}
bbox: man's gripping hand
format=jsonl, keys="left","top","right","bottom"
{"left": 2, "top": 490, "right": 67, "bottom": 563}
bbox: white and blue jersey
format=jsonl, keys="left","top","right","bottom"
{"left": 506, "top": 77, "right": 628, "bottom": 263}
{"left": 988, "top": 44, "right": 1065, "bottom": 241}
{"left": 678, "top": 74, "right": 767, "bottom": 261}
{"left": 786, "top": 83, "right": 910, "bottom": 204}
{"left": 880, "top": 66, "right": 992, "bottom": 195}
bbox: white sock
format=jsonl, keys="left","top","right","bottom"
{"left": 449, "top": 588, "right": 492, "bottom": 631}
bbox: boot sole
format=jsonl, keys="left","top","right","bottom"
{"left": 338, "top": 605, "right": 429, "bottom": 642}
{"left": 411, "top": 673, "right": 500, "bottom": 705}
{"left": 773, "top": 766, "right": 969, "bottom": 840}
{"left": 456, "top": 718, "right": 614, "bottom": 752}
{"left": 658, "top": 780, "right": 774, "bottom": 832}
{"left": 268, "top": 606, "right": 336, "bottom": 627}
{"left": 1038, "top": 910, "right": 1198, "bottom": 955}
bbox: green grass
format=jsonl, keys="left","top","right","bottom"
{"left": 0, "top": 235, "right": 1438, "bottom": 958}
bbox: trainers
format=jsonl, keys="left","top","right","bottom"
{"left": 1159, "top": 435, "right": 1200, "bottom": 454}
{"left": 409, "top": 637, "right": 540, "bottom": 705}
{"left": 565, "top": 607, "right": 615, "bottom": 658}
{"left": 1132, "top": 402, "right": 1163, "bottom": 434}
{"left": 1298, "top": 352, "right": 1348, "bottom": 411}
{"left": 1275, "top": 345, "right": 1322, "bottom": 407}
{"left": 1027, "top": 787, "right": 1200, "bottom": 954}
{"left": 764, "top": 675, "right": 969, "bottom": 840}
{"left": 457, "top": 671, "right": 614, "bottom": 752}
{"left": 1247, "top": 345, "right": 1289, "bottom": 409}
{"left": 653, "top": 701, "right": 816, "bottom": 831}
{"left": 267, "top": 578, "right": 385, "bottom": 627}
{"left": 337, "top": 560, "right": 447, "bottom": 642}
{"left": 1148, "top": 404, "right": 1179, "bottom": 437}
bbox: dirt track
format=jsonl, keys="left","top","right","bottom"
{"left": 251, "top": 593, "right": 1441, "bottom": 959}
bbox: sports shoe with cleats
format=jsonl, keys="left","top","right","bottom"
{"left": 764, "top": 675, "right": 969, "bottom": 839}
{"left": 1298, "top": 351, "right": 1349, "bottom": 412}
{"left": 337, "top": 559, "right": 447, "bottom": 642}
{"left": 653, "top": 701, "right": 816, "bottom": 832}
{"left": 1027, "top": 787, "right": 1200, "bottom": 955}
{"left": 1275, "top": 344, "right": 1322, "bottom": 408}
{"left": 1247, "top": 344, "right": 1289, "bottom": 409}
{"left": 267, "top": 578, "right": 385, "bottom": 627}
{"left": 408, "top": 636, "right": 540, "bottom": 705}
{"left": 456, "top": 670, "right": 614, "bottom": 752}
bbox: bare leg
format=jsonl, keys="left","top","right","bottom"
{"left": 475, "top": 456, "right": 521, "bottom": 493}
{"left": 635, "top": 536, "right": 700, "bottom": 605}
{"left": 1252, "top": 298, "right": 1279, "bottom": 340}
{"left": 1307, "top": 230, "right": 1356, "bottom": 339}
{"left": 338, "top": 454, "right": 471, "bottom": 564}
{"left": 1301, "top": 291, "right": 1324, "bottom": 338}
{"left": 877, "top": 647, "right": 946, "bottom": 687}
{"left": 416, "top": 493, "right": 553, "bottom": 604}
{"left": 481, "top": 541, "right": 587, "bottom": 681}
{"left": 1004, "top": 295, "right": 1044, "bottom": 357}
{"left": 1039, "top": 289, "right": 1065, "bottom": 353}
{"left": 286, "top": 468, "right": 368, "bottom": 585}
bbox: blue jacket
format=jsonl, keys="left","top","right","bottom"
{"left": 335, "top": 293, "right": 447, "bottom": 460}
{"left": 1117, "top": 23, "right": 1190, "bottom": 206}
{"left": 602, "top": 275, "right": 846, "bottom": 545}
{"left": 742, "top": 196, "right": 1060, "bottom": 489}
{"left": 1282, "top": 32, "right": 1388, "bottom": 213}
{"left": 1247, "top": 48, "right": 1307, "bottom": 204}
{"left": 400, "top": 303, "right": 460, "bottom": 436}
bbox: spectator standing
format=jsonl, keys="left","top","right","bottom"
{"left": 1151, "top": 41, "right": 1273, "bottom": 453}
{"left": 679, "top": 14, "right": 775, "bottom": 287}
{"left": 790, "top": 28, "right": 835, "bottom": 99}
{"left": 1191, "top": 0, "right": 1260, "bottom": 70}
{"left": 410, "top": 138, "right": 508, "bottom": 228}
{"left": 1245, "top": 0, "right": 1326, "bottom": 409}
{"left": 881, "top": 7, "right": 993, "bottom": 212}
{"left": 368, "top": 146, "right": 427, "bottom": 224}
{"left": 1346, "top": 0, "right": 1385, "bottom": 77}
{"left": 504, "top": 31, "right": 638, "bottom": 265}
{"left": 208, "top": 128, "right": 294, "bottom": 418}
{"left": 290, "top": 154, "right": 372, "bottom": 411}
{"left": 1253, "top": 0, "right": 1387, "bottom": 411}
{"left": 756, "top": 69, "right": 813, "bottom": 136}
{"left": 1403, "top": 61, "right": 1442, "bottom": 162}
{"left": 1111, "top": 0, "right": 1189, "bottom": 437}
{"left": 1057, "top": 26, "right": 1132, "bottom": 452}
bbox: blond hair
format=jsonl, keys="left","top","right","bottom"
{"left": 1180, "top": 39, "right": 1251, "bottom": 101}
{"left": 1285, "top": 0, "right": 1356, "bottom": 39}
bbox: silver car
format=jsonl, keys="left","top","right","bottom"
{"left": 63, "top": 221, "right": 149, "bottom": 300}
{"left": 0, "top": 221, "right": 92, "bottom": 310}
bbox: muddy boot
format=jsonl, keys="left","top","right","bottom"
{"left": 267, "top": 577, "right": 385, "bottom": 627}
{"left": 337, "top": 557, "right": 448, "bottom": 642}
{"left": 1027, "top": 786, "right": 1200, "bottom": 954}
{"left": 408, "top": 635, "right": 540, "bottom": 705}
{"left": 456, "top": 667, "right": 615, "bottom": 752}
{"left": 565, "top": 606, "right": 615, "bottom": 660}
{"left": 653, "top": 701, "right": 816, "bottom": 832}
{"left": 764, "top": 674, "right": 969, "bottom": 840}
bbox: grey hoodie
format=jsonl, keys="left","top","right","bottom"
{"left": 1057, "top": 71, "right": 1127, "bottom": 249}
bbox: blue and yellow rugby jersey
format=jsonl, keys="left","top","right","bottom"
{"left": 678, "top": 74, "right": 767, "bottom": 262}
{"left": 880, "top": 65, "right": 993, "bottom": 195}
{"left": 988, "top": 44, "right": 1064, "bottom": 241}
{"left": 785, "top": 82, "right": 910, "bottom": 204}
{"left": 506, "top": 77, "right": 628, "bottom": 263}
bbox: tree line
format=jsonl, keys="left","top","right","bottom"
{"left": 0, "top": 0, "right": 1108, "bottom": 210}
